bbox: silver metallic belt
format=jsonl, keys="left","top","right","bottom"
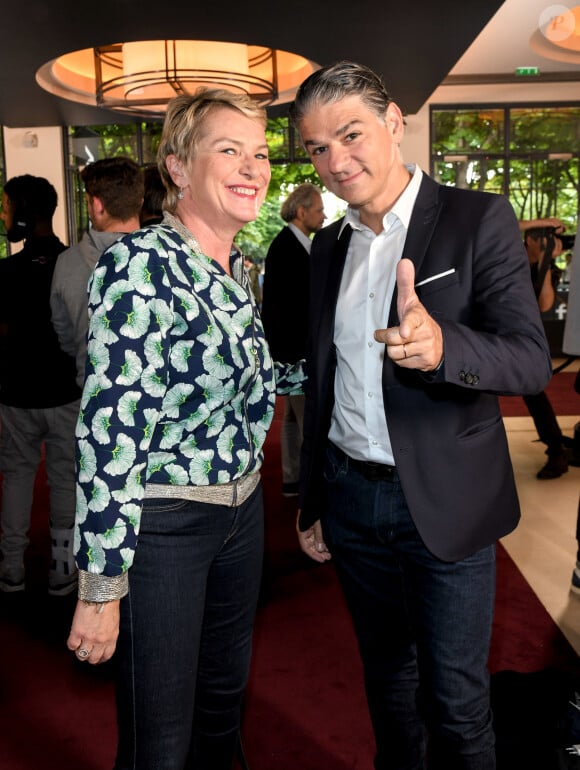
{"left": 145, "top": 472, "right": 260, "bottom": 507}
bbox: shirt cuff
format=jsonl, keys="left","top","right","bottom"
{"left": 78, "top": 569, "right": 129, "bottom": 602}
{"left": 420, "top": 355, "right": 445, "bottom": 383}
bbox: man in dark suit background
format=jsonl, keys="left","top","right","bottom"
{"left": 261, "top": 183, "right": 324, "bottom": 496}
{"left": 289, "top": 62, "right": 552, "bottom": 770}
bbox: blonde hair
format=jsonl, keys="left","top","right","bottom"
{"left": 158, "top": 88, "right": 267, "bottom": 212}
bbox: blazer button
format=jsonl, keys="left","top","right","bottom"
{"left": 459, "top": 370, "right": 466, "bottom": 382}
{"left": 465, "top": 373, "right": 474, "bottom": 385}
{"left": 472, "top": 375, "right": 480, "bottom": 385}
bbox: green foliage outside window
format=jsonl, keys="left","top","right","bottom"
{"left": 431, "top": 105, "right": 580, "bottom": 231}
{"left": 510, "top": 107, "right": 580, "bottom": 153}
{"left": 68, "top": 122, "right": 163, "bottom": 242}
{"left": 432, "top": 108, "right": 506, "bottom": 155}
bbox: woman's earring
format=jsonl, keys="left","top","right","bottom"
{"left": 177, "top": 187, "right": 184, "bottom": 200}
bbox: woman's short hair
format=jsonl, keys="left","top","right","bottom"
{"left": 81, "top": 157, "right": 144, "bottom": 221}
{"left": 158, "top": 88, "right": 268, "bottom": 212}
{"left": 289, "top": 61, "right": 393, "bottom": 127}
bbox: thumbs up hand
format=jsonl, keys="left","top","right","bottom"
{"left": 374, "top": 259, "right": 444, "bottom": 372}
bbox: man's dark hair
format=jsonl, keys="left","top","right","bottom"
{"left": 525, "top": 227, "right": 553, "bottom": 242}
{"left": 289, "top": 61, "right": 393, "bottom": 127}
{"left": 3, "top": 174, "right": 58, "bottom": 223}
{"left": 81, "top": 157, "right": 144, "bottom": 221}
{"left": 140, "top": 165, "right": 166, "bottom": 226}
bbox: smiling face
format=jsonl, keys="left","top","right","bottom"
{"left": 169, "top": 105, "right": 271, "bottom": 237}
{"left": 296, "top": 94, "right": 409, "bottom": 227}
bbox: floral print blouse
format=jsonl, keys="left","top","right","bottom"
{"left": 74, "top": 216, "right": 304, "bottom": 588}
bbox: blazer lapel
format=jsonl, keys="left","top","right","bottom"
{"left": 318, "top": 222, "right": 352, "bottom": 342}
{"left": 328, "top": 223, "right": 351, "bottom": 300}
{"left": 388, "top": 175, "right": 442, "bottom": 326}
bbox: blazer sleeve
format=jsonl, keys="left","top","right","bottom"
{"left": 413, "top": 191, "right": 552, "bottom": 396}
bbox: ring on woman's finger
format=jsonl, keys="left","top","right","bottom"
{"left": 403, "top": 344, "right": 407, "bottom": 359}
{"left": 77, "top": 647, "right": 90, "bottom": 659}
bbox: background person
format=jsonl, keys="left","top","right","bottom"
{"left": 521, "top": 224, "right": 570, "bottom": 478}
{"left": 563, "top": 232, "right": 580, "bottom": 593}
{"left": 0, "top": 175, "right": 81, "bottom": 595}
{"left": 66, "top": 89, "right": 303, "bottom": 770}
{"left": 51, "top": 157, "right": 144, "bottom": 387}
{"left": 261, "top": 183, "right": 325, "bottom": 496}
{"left": 289, "top": 61, "right": 552, "bottom": 770}
{"left": 140, "top": 163, "right": 165, "bottom": 226}
{"left": 563, "top": 228, "right": 580, "bottom": 368}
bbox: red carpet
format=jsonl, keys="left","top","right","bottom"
{"left": 1, "top": 398, "right": 579, "bottom": 769}
{"left": 499, "top": 370, "right": 579, "bottom": 417}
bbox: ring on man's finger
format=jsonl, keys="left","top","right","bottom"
{"left": 77, "top": 647, "right": 90, "bottom": 659}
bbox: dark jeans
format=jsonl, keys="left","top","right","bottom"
{"left": 114, "top": 485, "right": 264, "bottom": 770}
{"left": 322, "top": 444, "right": 496, "bottom": 770}
{"left": 522, "top": 391, "right": 564, "bottom": 455}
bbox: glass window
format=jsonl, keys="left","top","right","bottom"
{"left": 431, "top": 103, "right": 580, "bottom": 357}
{"left": 432, "top": 158, "right": 505, "bottom": 194}
{"left": 66, "top": 122, "right": 163, "bottom": 243}
{"left": 265, "top": 117, "right": 309, "bottom": 162}
{"left": 431, "top": 104, "right": 580, "bottom": 231}
{"left": 510, "top": 107, "right": 580, "bottom": 153}
{"left": 508, "top": 157, "right": 579, "bottom": 223}
{"left": 68, "top": 122, "right": 163, "bottom": 167}
{"left": 431, "top": 108, "right": 505, "bottom": 155}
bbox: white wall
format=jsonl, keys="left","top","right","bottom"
{"left": 401, "top": 104, "right": 431, "bottom": 170}
{"left": 2, "top": 126, "right": 68, "bottom": 245}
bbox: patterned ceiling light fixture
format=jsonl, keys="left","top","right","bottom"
{"left": 36, "top": 40, "right": 318, "bottom": 116}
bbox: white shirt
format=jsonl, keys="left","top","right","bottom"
{"left": 328, "top": 164, "right": 423, "bottom": 465}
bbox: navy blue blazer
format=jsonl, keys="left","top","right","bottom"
{"left": 261, "top": 226, "right": 310, "bottom": 363}
{"left": 298, "top": 174, "right": 552, "bottom": 562}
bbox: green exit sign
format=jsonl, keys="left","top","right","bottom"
{"left": 515, "top": 66, "right": 540, "bottom": 76}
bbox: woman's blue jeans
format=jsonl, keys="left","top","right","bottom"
{"left": 114, "top": 485, "right": 264, "bottom": 770}
{"left": 322, "top": 444, "right": 496, "bottom": 770}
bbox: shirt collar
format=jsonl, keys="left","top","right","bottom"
{"left": 287, "top": 222, "right": 313, "bottom": 253}
{"left": 338, "top": 164, "right": 423, "bottom": 238}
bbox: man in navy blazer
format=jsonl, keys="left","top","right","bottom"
{"left": 289, "top": 62, "right": 552, "bottom": 770}
{"left": 261, "top": 183, "right": 325, "bottom": 496}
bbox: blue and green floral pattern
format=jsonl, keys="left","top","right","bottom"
{"left": 74, "top": 221, "right": 304, "bottom": 578}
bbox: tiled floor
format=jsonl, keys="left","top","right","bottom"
{"left": 501, "top": 368, "right": 580, "bottom": 656}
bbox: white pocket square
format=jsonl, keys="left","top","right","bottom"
{"left": 415, "top": 268, "right": 456, "bottom": 288}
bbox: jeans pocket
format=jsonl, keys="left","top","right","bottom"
{"left": 323, "top": 443, "right": 348, "bottom": 484}
{"left": 141, "top": 497, "right": 191, "bottom": 514}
